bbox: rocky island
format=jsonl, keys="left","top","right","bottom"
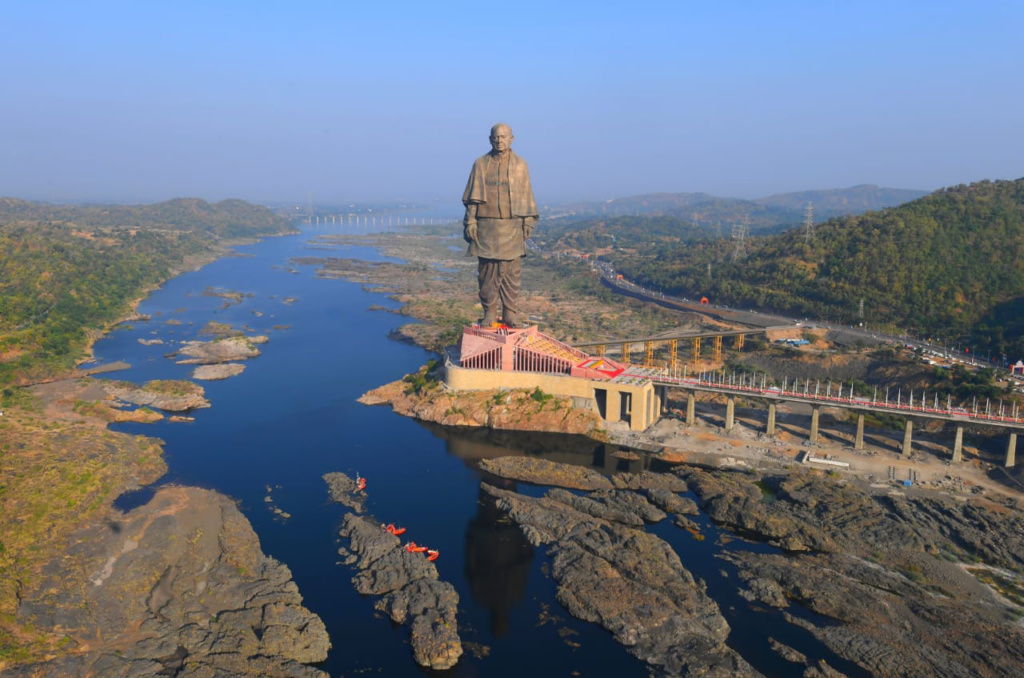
{"left": 325, "top": 472, "right": 464, "bottom": 670}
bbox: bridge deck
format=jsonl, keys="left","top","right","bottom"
{"left": 640, "top": 372, "right": 1024, "bottom": 431}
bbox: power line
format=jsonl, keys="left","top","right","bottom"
{"left": 803, "top": 201, "right": 815, "bottom": 243}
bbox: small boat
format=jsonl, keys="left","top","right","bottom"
{"left": 380, "top": 523, "right": 406, "bottom": 536}
{"left": 355, "top": 474, "right": 367, "bottom": 491}
{"left": 405, "top": 541, "right": 428, "bottom": 553}
{"left": 426, "top": 549, "right": 440, "bottom": 562}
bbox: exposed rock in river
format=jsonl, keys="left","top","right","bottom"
{"left": 174, "top": 335, "right": 266, "bottom": 364}
{"left": 104, "top": 379, "right": 210, "bottom": 412}
{"left": 328, "top": 481, "right": 464, "bottom": 671}
{"left": 481, "top": 480, "right": 759, "bottom": 677}
{"left": 192, "top": 362, "right": 247, "bottom": 380}
{"left": 323, "top": 471, "right": 367, "bottom": 513}
{"left": 478, "top": 456, "right": 614, "bottom": 490}
{"left": 8, "top": 486, "right": 329, "bottom": 677}
{"left": 680, "top": 466, "right": 1024, "bottom": 677}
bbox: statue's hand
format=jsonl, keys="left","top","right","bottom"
{"left": 523, "top": 218, "right": 537, "bottom": 240}
{"left": 464, "top": 222, "right": 478, "bottom": 243}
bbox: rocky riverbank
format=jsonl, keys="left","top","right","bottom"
{"left": 1, "top": 371, "right": 326, "bottom": 674}
{"left": 358, "top": 364, "right": 606, "bottom": 438}
{"left": 6, "top": 487, "right": 330, "bottom": 677}
{"left": 478, "top": 455, "right": 1024, "bottom": 677}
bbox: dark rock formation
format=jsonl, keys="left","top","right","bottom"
{"left": 646, "top": 488, "right": 700, "bottom": 517}
{"left": 329, "top": 483, "right": 463, "bottom": 671}
{"left": 323, "top": 471, "right": 367, "bottom": 513}
{"left": 546, "top": 487, "right": 667, "bottom": 526}
{"left": 611, "top": 470, "right": 689, "bottom": 492}
{"left": 680, "top": 466, "right": 1024, "bottom": 677}
{"left": 8, "top": 486, "right": 329, "bottom": 677}
{"left": 478, "top": 456, "right": 614, "bottom": 490}
{"left": 482, "top": 482, "right": 759, "bottom": 677}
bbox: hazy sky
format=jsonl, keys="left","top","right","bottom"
{"left": 3, "top": 1, "right": 1022, "bottom": 206}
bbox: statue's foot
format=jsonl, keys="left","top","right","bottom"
{"left": 480, "top": 313, "right": 499, "bottom": 327}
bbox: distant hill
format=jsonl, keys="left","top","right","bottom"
{"left": 0, "top": 197, "right": 294, "bottom": 238}
{"left": 754, "top": 185, "right": 929, "bottom": 220}
{"left": 604, "top": 178, "right": 1024, "bottom": 358}
{"left": 545, "top": 184, "right": 929, "bottom": 235}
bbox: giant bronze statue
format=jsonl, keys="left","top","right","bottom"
{"left": 462, "top": 123, "right": 538, "bottom": 327}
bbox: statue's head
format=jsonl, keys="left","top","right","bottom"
{"left": 489, "top": 123, "right": 513, "bottom": 154}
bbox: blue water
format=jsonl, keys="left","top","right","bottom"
{"left": 93, "top": 225, "right": 866, "bottom": 677}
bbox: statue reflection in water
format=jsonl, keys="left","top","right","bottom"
{"left": 464, "top": 477, "right": 533, "bottom": 636}
{"left": 421, "top": 422, "right": 661, "bottom": 636}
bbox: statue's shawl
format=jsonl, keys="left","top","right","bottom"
{"left": 462, "top": 150, "right": 538, "bottom": 218}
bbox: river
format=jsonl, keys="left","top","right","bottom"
{"left": 91, "top": 224, "right": 865, "bottom": 677}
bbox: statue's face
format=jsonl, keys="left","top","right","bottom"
{"left": 489, "top": 126, "right": 513, "bottom": 154}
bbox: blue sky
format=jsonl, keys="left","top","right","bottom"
{"left": 2, "top": 1, "right": 1022, "bottom": 205}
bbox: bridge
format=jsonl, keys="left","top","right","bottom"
{"left": 615, "top": 365, "right": 1023, "bottom": 468}
{"left": 302, "top": 214, "right": 459, "bottom": 229}
{"left": 572, "top": 326, "right": 793, "bottom": 366}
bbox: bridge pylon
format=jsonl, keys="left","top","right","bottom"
{"left": 691, "top": 337, "right": 701, "bottom": 363}
{"left": 668, "top": 339, "right": 678, "bottom": 371}
{"left": 712, "top": 335, "right": 723, "bottom": 363}
{"left": 622, "top": 342, "right": 631, "bottom": 364}
{"left": 644, "top": 341, "right": 655, "bottom": 367}
{"left": 734, "top": 333, "right": 745, "bottom": 350}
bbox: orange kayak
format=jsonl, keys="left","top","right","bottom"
{"left": 426, "top": 549, "right": 440, "bottom": 562}
{"left": 405, "top": 542, "right": 428, "bottom": 553}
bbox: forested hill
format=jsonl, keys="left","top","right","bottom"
{"left": 605, "top": 178, "right": 1024, "bottom": 357}
{"left": 0, "top": 197, "right": 294, "bottom": 238}
{"left": 0, "top": 198, "right": 295, "bottom": 384}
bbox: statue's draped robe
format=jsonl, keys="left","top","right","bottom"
{"left": 462, "top": 150, "right": 538, "bottom": 260}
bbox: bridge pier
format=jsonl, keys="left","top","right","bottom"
{"left": 809, "top": 406, "right": 820, "bottom": 444}
{"left": 656, "top": 385, "right": 668, "bottom": 415}
{"left": 952, "top": 425, "right": 964, "bottom": 463}
{"left": 686, "top": 392, "right": 695, "bottom": 426}
{"left": 1006, "top": 433, "right": 1017, "bottom": 468}
{"left": 854, "top": 413, "right": 865, "bottom": 450}
{"left": 725, "top": 396, "right": 735, "bottom": 432}
{"left": 902, "top": 420, "right": 913, "bottom": 457}
{"left": 766, "top": 403, "right": 776, "bottom": 436}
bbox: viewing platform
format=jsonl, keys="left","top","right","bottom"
{"left": 444, "top": 325, "right": 659, "bottom": 431}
